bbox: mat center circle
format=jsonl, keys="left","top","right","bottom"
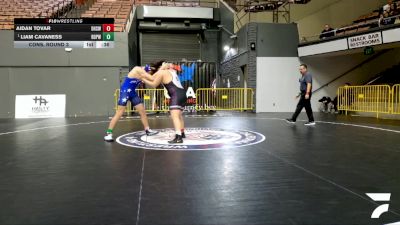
{"left": 116, "top": 127, "right": 265, "bottom": 151}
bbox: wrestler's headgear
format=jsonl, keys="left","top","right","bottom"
{"left": 144, "top": 64, "right": 151, "bottom": 72}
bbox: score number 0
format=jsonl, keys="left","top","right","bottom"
{"left": 102, "top": 24, "right": 114, "bottom": 48}
{"left": 103, "top": 24, "right": 114, "bottom": 32}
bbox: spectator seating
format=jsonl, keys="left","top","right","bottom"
{"left": 323, "top": 1, "right": 400, "bottom": 39}
{"left": 0, "top": 0, "right": 75, "bottom": 30}
{"left": 81, "top": 0, "right": 134, "bottom": 32}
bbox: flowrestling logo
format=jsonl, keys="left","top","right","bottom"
{"left": 366, "top": 193, "right": 400, "bottom": 225}
{"left": 366, "top": 193, "right": 391, "bottom": 219}
{"left": 116, "top": 128, "right": 265, "bottom": 151}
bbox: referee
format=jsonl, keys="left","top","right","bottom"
{"left": 286, "top": 64, "right": 315, "bottom": 126}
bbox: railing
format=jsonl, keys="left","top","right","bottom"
{"left": 114, "top": 88, "right": 255, "bottom": 113}
{"left": 393, "top": 84, "right": 400, "bottom": 115}
{"left": 114, "top": 88, "right": 169, "bottom": 113}
{"left": 196, "top": 88, "right": 254, "bottom": 111}
{"left": 300, "top": 14, "right": 400, "bottom": 43}
{"left": 133, "top": 0, "right": 219, "bottom": 8}
{"left": 337, "top": 85, "right": 392, "bottom": 118}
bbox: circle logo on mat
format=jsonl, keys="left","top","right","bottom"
{"left": 116, "top": 128, "right": 265, "bottom": 151}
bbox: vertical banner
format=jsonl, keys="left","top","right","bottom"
{"left": 15, "top": 94, "right": 66, "bottom": 118}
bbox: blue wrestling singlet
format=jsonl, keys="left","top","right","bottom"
{"left": 118, "top": 76, "right": 143, "bottom": 107}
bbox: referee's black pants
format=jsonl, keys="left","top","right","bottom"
{"left": 291, "top": 93, "right": 314, "bottom": 122}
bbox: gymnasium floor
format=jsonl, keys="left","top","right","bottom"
{"left": 0, "top": 112, "right": 400, "bottom": 225}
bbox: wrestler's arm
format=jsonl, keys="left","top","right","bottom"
{"left": 141, "top": 71, "right": 164, "bottom": 87}
{"left": 137, "top": 68, "right": 155, "bottom": 81}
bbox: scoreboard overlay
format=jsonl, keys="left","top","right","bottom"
{"left": 14, "top": 18, "right": 115, "bottom": 48}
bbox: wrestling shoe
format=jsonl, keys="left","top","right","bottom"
{"left": 104, "top": 133, "right": 113, "bottom": 142}
{"left": 168, "top": 134, "right": 183, "bottom": 144}
{"left": 145, "top": 129, "right": 158, "bottom": 136}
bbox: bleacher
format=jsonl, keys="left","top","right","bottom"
{"left": 224, "top": 0, "right": 311, "bottom": 12}
{"left": 314, "top": 1, "right": 400, "bottom": 40}
{"left": 134, "top": 0, "right": 200, "bottom": 7}
{"left": 81, "top": 0, "right": 134, "bottom": 32}
{"left": 334, "top": 12, "right": 381, "bottom": 36}
{"left": 0, "top": 0, "right": 214, "bottom": 31}
{"left": 0, "top": 0, "right": 74, "bottom": 30}
{"left": 335, "top": 6, "right": 400, "bottom": 37}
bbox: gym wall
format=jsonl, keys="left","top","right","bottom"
{"left": 303, "top": 48, "right": 400, "bottom": 109}
{"left": 255, "top": 23, "right": 300, "bottom": 112}
{"left": 0, "top": 31, "right": 129, "bottom": 118}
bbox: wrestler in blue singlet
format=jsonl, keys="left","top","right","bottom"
{"left": 118, "top": 76, "right": 143, "bottom": 107}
